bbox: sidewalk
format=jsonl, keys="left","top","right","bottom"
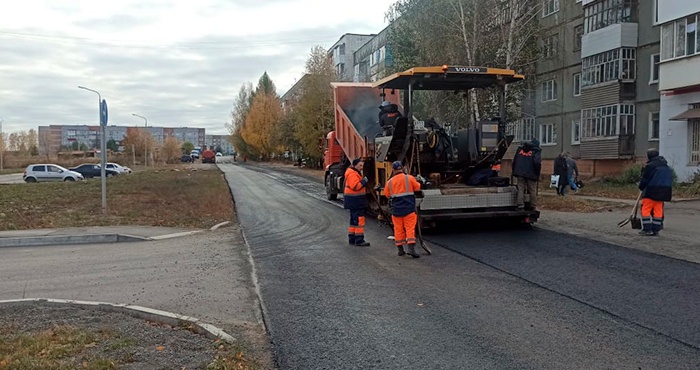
{"left": 0, "top": 225, "right": 212, "bottom": 248}
{"left": 540, "top": 190, "right": 700, "bottom": 205}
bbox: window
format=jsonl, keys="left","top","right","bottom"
{"left": 582, "top": 48, "right": 636, "bottom": 87}
{"left": 649, "top": 54, "right": 660, "bottom": 84}
{"left": 543, "top": 0, "right": 559, "bottom": 17}
{"left": 691, "top": 119, "right": 700, "bottom": 164}
{"left": 649, "top": 112, "right": 660, "bottom": 140}
{"left": 506, "top": 118, "right": 536, "bottom": 142}
{"left": 661, "top": 14, "right": 700, "bottom": 60}
{"left": 544, "top": 34, "right": 558, "bottom": 58}
{"left": 584, "top": 0, "right": 637, "bottom": 34}
{"left": 581, "top": 104, "right": 635, "bottom": 138}
{"left": 574, "top": 25, "right": 583, "bottom": 51}
{"left": 573, "top": 73, "right": 581, "bottom": 96}
{"left": 32, "top": 165, "right": 46, "bottom": 172}
{"left": 572, "top": 120, "right": 581, "bottom": 144}
{"left": 541, "top": 79, "right": 557, "bottom": 102}
{"left": 540, "top": 123, "right": 557, "bottom": 145}
{"left": 47, "top": 166, "right": 60, "bottom": 173}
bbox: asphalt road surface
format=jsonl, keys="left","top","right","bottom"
{"left": 0, "top": 173, "right": 24, "bottom": 184}
{"left": 220, "top": 163, "right": 700, "bottom": 370}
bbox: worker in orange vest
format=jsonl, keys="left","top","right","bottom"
{"left": 344, "top": 158, "right": 370, "bottom": 246}
{"left": 384, "top": 161, "right": 422, "bottom": 258}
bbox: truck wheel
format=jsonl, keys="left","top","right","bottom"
{"left": 325, "top": 178, "right": 337, "bottom": 200}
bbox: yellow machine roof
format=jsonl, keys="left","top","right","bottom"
{"left": 373, "top": 66, "right": 525, "bottom": 90}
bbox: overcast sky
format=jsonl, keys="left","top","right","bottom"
{"left": 0, "top": 0, "right": 395, "bottom": 135}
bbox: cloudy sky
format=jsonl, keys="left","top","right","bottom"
{"left": 0, "top": 0, "right": 395, "bottom": 135}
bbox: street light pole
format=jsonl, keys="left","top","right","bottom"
{"left": 78, "top": 86, "right": 107, "bottom": 214}
{"left": 0, "top": 119, "right": 4, "bottom": 171}
{"left": 132, "top": 113, "right": 148, "bottom": 167}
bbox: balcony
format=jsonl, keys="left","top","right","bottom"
{"left": 581, "top": 23, "right": 638, "bottom": 58}
{"left": 580, "top": 135, "right": 635, "bottom": 159}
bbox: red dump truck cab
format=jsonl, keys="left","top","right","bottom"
{"left": 201, "top": 149, "right": 216, "bottom": 163}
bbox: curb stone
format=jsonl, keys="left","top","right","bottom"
{"left": 0, "top": 298, "right": 236, "bottom": 343}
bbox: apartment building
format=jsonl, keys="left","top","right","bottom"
{"left": 523, "top": 0, "right": 658, "bottom": 175}
{"left": 204, "top": 134, "right": 234, "bottom": 154}
{"left": 38, "top": 125, "right": 206, "bottom": 155}
{"left": 328, "top": 34, "right": 376, "bottom": 82}
{"left": 657, "top": 0, "right": 700, "bottom": 182}
{"left": 353, "top": 25, "right": 393, "bottom": 83}
{"left": 280, "top": 74, "right": 309, "bottom": 113}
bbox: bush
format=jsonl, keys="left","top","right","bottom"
{"left": 605, "top": 164, "right": 644, "bottom": 185}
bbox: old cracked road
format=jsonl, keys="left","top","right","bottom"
{"left": 219, "top": 162, "right": 700, "bottom": 370}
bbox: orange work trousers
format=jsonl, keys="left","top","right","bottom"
{"left": 392, "top": 212, "right": 417, "bottom": 246}
{"left": 641, "top": 198, "right": 665, "bottom": 232}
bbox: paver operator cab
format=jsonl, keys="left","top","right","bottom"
{"left": 324, "top": 66, "right": 540, "bottom": 228}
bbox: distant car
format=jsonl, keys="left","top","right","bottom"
{"left": 23, "top": 164, "right": 84, "bottom": 183}
{"left": 69, "top": 164, "right": 120, "bottom": 178}
{"left": 106, "top": 162, "right": 131, "bottom": 174}
{"left": 190, "top": 150, "right": 200, "bottom": 159}
{"left": 181, "top": 155, "right": 194, "bottom": 163}
{"left": 216, "top": 152, "right": 223, "bottom": 157}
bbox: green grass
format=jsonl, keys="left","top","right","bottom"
{"left": 0, "top": 325, "right": 118, "bottom": 369}
{"left": 0, "top": 168, "right": 22, "bottom": 175}
{"left": 0, "top": 165, "right": 234, "bottom": 230}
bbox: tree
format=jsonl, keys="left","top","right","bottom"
{"left": 242, "top": 92, "right": 282, "bottom": 158}
{"left": 293, "top": 46, "right": 335, "bottom": 161}
{"left": 215, "top": 145, "right": 223, "bottom": 154}
{"left": 256, "top": 72, "right": 277, "bottom": 97}
{"left": 228, "top": 83, "right": 255, "bottom": 158}
{"left": 161, "top": 136, "right": 182, "bottom": 163}
{"left": 107, "top": 139, "right": 119, "bottom": 152}
{"left": 38, "top": 129, "right": 52, "bottom": 160}
{"left": 182, "top": 141, "right": 195, "bottom": 154}
{"left": 71, "top": 141, "right": 80, "bottom": 151}
{"left": 79, "top": 143, "right": 88, "bottom": 151}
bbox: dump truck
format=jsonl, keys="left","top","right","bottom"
{"left": 201, "top": 149, "right": 216, "bottom": 163}
{"left": 323, "top": 65, "right": 539, "bottom": 227}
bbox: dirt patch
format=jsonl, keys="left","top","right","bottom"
{"left": 0, "top": 302, "right": 258, "bottom": 369}
{"left": 0, "top": 164, "right": 233, "bottom": 230}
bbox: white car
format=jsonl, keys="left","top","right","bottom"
{"left": 106, "top": 162, "right": 132, "bottom": 174}
{"left": 23, "top": 164, "right": 84, "bottom": 183}
{"left": 216, "top": 152, "right": 223, "bottom": 157}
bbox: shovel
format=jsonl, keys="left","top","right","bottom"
{"left": 618, "top": 192, "right": 642, "bottom": 228}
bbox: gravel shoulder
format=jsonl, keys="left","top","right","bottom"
{"left": 0, "top": 227, "right": 275, "bottom": 369}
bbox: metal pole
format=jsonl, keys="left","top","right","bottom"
{"left": 0, "top": 119, "right": 4, "bottom": 171}
{"left": 78, "top": 86, "right": 107, "bottom": 214}
{"left": 132, "top": 114, "right": 147, "bottom": 167}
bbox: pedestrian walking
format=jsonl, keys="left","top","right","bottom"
{"left": 384, "top": 161, "right": 422, "bottom": 258}
{"left": 638, "top": 148, "right": 673, "bottom": 236}
{"left": 566, "top": 153, "right": 580, "bottom": 193}
{"left": 344, "top": 158, "right": 370, "bottom": 246}
{"left": 512, "top": 138, "right": 542, "bottom": 210}
{"left": 553, "top": 152, "right": 569, "bottom": 196}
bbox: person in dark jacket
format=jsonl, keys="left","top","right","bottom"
{"left": 512, "top": 138, "right": 542, "bottom": 209}
{"left": 344, "top": 158, "right": 370, "bottom": 246}
{"left": 378, "top": 101, "right": 402, "bottom": 136}
{"left": 553, "top": 152, "right": 569, "bottom": 196}
{"left": 638, "top": 148, "right": 673, "bottom": 236}
{"left": 566, "top": 153, "right": 580, "bottom": 193}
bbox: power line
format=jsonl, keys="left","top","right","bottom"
{"left": 0, "top": 29, "right": 340, "bottom": 50}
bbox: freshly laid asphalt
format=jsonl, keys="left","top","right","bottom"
{"left": 220, "top": 162, "right": 700, "bottom": 370}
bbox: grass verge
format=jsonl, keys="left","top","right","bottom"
{"left": 0, "top": 165, "right": 233, "bottom": 230}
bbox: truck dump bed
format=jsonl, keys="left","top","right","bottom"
{"left": 331, "top": 83, "right": 400, "bottom": 160}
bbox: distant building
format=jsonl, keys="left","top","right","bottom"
{"left": 37, "top": 125, "right": 207, "bottom": 155}
{"left": 205, "top": 134, "right": 234, "bottom": 154}
{"left": 328, "top": 33, "right": 376, "bottom": 82}
{"left": 657, "top": 0, "right": 700, "bottom": 181}
{"left": 280, "top": 74, "right": 310, "bottom": 113}
{"left": 353, "top": 25, "right": 393, "bottom": 83}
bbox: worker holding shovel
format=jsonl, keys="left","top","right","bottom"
{"left": 384, "top": 161, "right": 422, "bottom": 258}
{"left": 638, "top": 148, "right": 673, "bottom": 236}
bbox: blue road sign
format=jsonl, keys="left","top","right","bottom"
{"left": 100, "top": 99, "right": 108, "bottom": 126}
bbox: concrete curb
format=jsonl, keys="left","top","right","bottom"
{"left": 210, "top": 221, "right": 231, "bottom": 231}
{"left": 148, "top": 230, "right": 205, "bottom": 241}
{"left": 0, "top": 298, "right": 236, "bottom": 343}
{"left": 0, "top": 234, "right": 148, "bottom": 248}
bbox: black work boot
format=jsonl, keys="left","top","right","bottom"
{"left": 397, "top": 245, "right": 406, "bottom": 256}
{"left": 406, "top": 244, "right": 420, "bottom": 258}
{"left": 355, "top": 240, "right": 370, "bottom": 247}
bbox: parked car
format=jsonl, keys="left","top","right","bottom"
{"left": 23, "top": 164, "right": 84, "bottom": 183}
{"left": 69, "top": 164, "right": 120, "bottom": 178}
{"left": 215, "top": 152, "right": 223, "bottom": 157}
{"left": 181, "top": 154, "right": 194, "bottom": 163}
{"left": 106, "top": 162, "right": 132, "bottom": 174}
